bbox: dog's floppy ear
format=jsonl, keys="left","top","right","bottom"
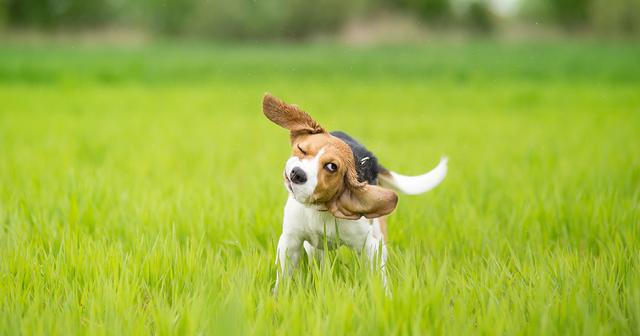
{"left": 329, "top": 164, "right": 398, "bottom": 220}
{"left": 263, "top": 93, "right": 325, "bottom": 139}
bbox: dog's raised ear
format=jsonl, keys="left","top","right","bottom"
{"left": 263, "top": 93, "right": 325, "bottom": 139}
{"left": 328, "top": 164, "right": 398, "bottom": 220}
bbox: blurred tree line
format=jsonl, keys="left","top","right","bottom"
{"left": 522, "top": 0, "right": 640, "bottom": 34}
{"left": 0, "top": 0, "right": 637, "bottom": 39}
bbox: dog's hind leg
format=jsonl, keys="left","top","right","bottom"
{"left": 377, "top": 216, "right": 388, "bottom": 241}
{"left": 303, "top": 241, "right": 324, "bottom": 264}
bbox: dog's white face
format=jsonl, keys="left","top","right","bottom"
{"left": 284, "top": 148, "right": 324, "bottom": 203}
{"left": 281, "top": 132, "right": 352, "bottom": 206}
{"left": 264, "top": 93, "right": 398, "bottom": 220}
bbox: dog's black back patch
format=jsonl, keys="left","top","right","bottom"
{"left": 331, "top": 131, "right": 381, "bottom": 185}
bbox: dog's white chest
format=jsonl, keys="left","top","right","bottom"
{"left": 282, "top": 197, "right": 372, "bottom": 250}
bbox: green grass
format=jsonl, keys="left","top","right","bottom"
{"left": 0, "top": 40, "right": 639, "bottom": 335}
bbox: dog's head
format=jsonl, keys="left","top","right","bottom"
{"left": 263, "top": 93, "right": 398, "bottom": 220}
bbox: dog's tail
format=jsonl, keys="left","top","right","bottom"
{"left": 378, "top": 157, "right": 448, "bottom": 195}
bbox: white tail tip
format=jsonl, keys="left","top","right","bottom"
{"left": 379, "top": 157, "right": 448, "bottom": 195}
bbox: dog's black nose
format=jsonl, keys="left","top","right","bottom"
{"left": 290, "top": 167, "right": 307, "bottom": 184}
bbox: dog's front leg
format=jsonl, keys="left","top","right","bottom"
{"left": 274, "top": 233, "right": 302, "bottom": 295}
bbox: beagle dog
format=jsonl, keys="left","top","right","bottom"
{"left": 264, "top": 94, "right": 448, "bottom": 293}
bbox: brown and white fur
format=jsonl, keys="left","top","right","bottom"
{"left": 263, "top": 93, "right": 448, "bottom": 294}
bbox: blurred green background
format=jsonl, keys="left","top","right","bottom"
{"left": 1, "top": 0, "right": 639, "bottom": 39}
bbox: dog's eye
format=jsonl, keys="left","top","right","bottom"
{"left": 324, "top": 163, "right": 338, "bottom": 173}
{"left": 297, "top": 144, "right": 307, "bottom": 155}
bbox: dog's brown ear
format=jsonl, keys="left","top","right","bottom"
{"left": 329, "top": 184, "right": 398, "bottom": 220}
{"left": 328, "top": 164, "right": 398, "bottom": 220}
{"left": 263, "top": 93, "right": 325, "bottom": 139}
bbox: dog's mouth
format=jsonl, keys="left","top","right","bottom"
{"left": 283, "top": 171, "right": 325, "bottom": 209}
{"left": 284, "top": 173, "right": 293, "bottom": 193}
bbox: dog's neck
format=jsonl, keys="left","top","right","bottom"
{"left": 289, "top": 195, "right": 329, "bottom": 212}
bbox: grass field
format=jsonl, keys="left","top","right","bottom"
{"left": 1, "top": 40, "right": 639, "bottom": 335}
